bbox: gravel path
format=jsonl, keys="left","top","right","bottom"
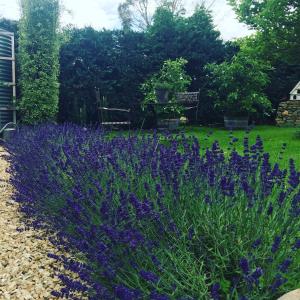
{"left": 0, "top": 147, "right": 66, "bottom": 299}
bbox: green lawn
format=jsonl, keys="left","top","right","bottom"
{"left": 185, "top": 125, "right": 300, "bottom": 169}
{"left": 117, "top": 125, "right": 299, "bottom": 169}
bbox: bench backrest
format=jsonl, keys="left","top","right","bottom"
{"left": 175, "top": 92, "right": 199, "bottom": 103}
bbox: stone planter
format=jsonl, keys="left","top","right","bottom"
{"left": 155, "top": 88, "right": 169, "bottom": 104}
{"left": 224, "top": 116, "right": 249, "bottom": 129}
{"left": 157, "top": 118, "right": 180, "bottom": 130}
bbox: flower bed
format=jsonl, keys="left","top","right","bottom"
{"left": 6, "top": 124, "right": 300, "bottom": 299}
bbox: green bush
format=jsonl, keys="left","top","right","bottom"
{"left": 206, "top": 51, "right": 272, "bottom": 118}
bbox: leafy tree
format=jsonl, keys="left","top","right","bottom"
{"left": 19, "top": 0, "right": 60, "bottom": 124}
{"left": 158, "top": 0, "right": 186, "bottom": 15}
{"left": 118, "top": 0, "right": 185, "bottom": 31}
{"left": 118, "top": 2, "right": 133, "bottom": 32}
{"left": 236, "top": 33, "right": 300, "bottom": 115}
{"left": 206, "top": 51, "right": 272, "bottom": 117}
{"left": 228, "top": 0, "right": 300, "bottom": 64}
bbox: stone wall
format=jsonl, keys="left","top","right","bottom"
{"left": 276, "top": 100, "right": 300, "bottom": 126}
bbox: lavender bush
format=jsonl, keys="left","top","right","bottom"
{"left": 6, "top": 124, "right": 300, "bottom": 299}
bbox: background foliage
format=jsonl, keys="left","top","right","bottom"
{"left": 58, "top": 28, "right": 151, "bottom": 126}
{"left": 206, "top": 51, "right": 272, "bottom": 117}
{"left": 228, "top": 0, "right": 300, "bottom": 123}
{"left": 58, "top": 6, "right": 227, "bottom": 126}
{"left": 18, "top": 0, "right": 60, "bottom": 124}
{"left": 228, "top": 0, "right": 300, "bottom": 65}
{"left": 1, "top": 0, "right": 299, "bottom": 126}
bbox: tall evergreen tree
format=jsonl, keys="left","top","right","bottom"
{"left": 19, "top": 0, "right": 60, "bottom": 124}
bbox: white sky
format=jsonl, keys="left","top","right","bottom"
{"left": 0, "top": 0, "right": 252, "bottom": 41}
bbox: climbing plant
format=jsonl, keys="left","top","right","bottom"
{"left": 19, "top": 0, "right": 60, "bottom": 124}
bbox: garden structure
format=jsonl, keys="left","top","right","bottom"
{"left": 95, "top": 88, "right": 131, "bottom": 130}
{"left": 154, "top": 91, "right": 200, "bottom": 130}
{"left": 276, "top": 81, "right": 300, "bottom": 126}
{"left": 289, "top": 82, "right": 300, "bottom": 100}
{"left": 0, "top": 28, "right": 16, "bottom": 138}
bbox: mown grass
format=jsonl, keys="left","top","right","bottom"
{"left": 185, "top": 125, "right": 300, "bottom": 169}
{"left": 116, "top": 125, "right": 299, "bottom": 169}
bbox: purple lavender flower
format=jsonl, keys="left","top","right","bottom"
{"left": 51, "top": 291, "right": 61, "bottom": 297}
{"left": 288, "top": 159, "right": 300, "bottom": 188}
{"left": 188, "top": 227, "right": 194, "bottom": 240}
{"left": 6, "top": 124, "right": 300, "bottom": 299}
{"left": 293, "top": 239, "right": 300, "bottom": 250}
{"left": 114, "top": 285, "right": 141, "bottom": 300}
{"left": 252, "top": 238, "right": 262, "bottom": 249}
{"left": 269, "top": 274, "right": 287, "bottom": 292}
{"left": 150, "top": 291, "right": 170, "bottom": 300}
{"left": 155, "top": 184, "right": 163, "bottom": 197}
{"left": 139, "top": 270, "right": 159, "bottom": 283}
{"left": 240, "top": 258, "right": 250, "bottom": 274}
{"left": 278, "top": 191, "right": 286, "bottom": 206}
{"left": 291, "top": 192, "right": 300, "bottom": 216}
{"left": 220, "top": 176, "right": 235, "bottom": 197}
{"left": 271, "top": 236, "right": 281, "bottom": 253}
{"left": 249, "top": 267, "right": 263, "bottom": 285}
{"left": 267, "top": 204, "right": 273, "bottom": 215}
{"left": 211, "top": 283, "right": 221, "bottom": 300}
{"left": 151, "top": 255, "right": 161, "bottom": 268}
{"left": 278, "top": 258, "right": 292, "bottom": 273}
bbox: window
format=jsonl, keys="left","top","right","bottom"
{"left": 294, "top": 95, "right": 297, "bottom": 100}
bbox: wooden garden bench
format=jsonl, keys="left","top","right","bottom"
{"left": 95, "top": 88, "right": 131, "bottom": 129}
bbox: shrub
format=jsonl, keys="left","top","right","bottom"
{"left": 6, "top": 124, "right": 300, "bottom": 299}
{"left": 206, "top": 52, "right": 272, "bottom": 118}
{"left": 19, "top": 0, "right": 60, "bottom": 124}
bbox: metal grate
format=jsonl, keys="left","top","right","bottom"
{"left": 0, "top": 28, "right": 16, "bottom": 129}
